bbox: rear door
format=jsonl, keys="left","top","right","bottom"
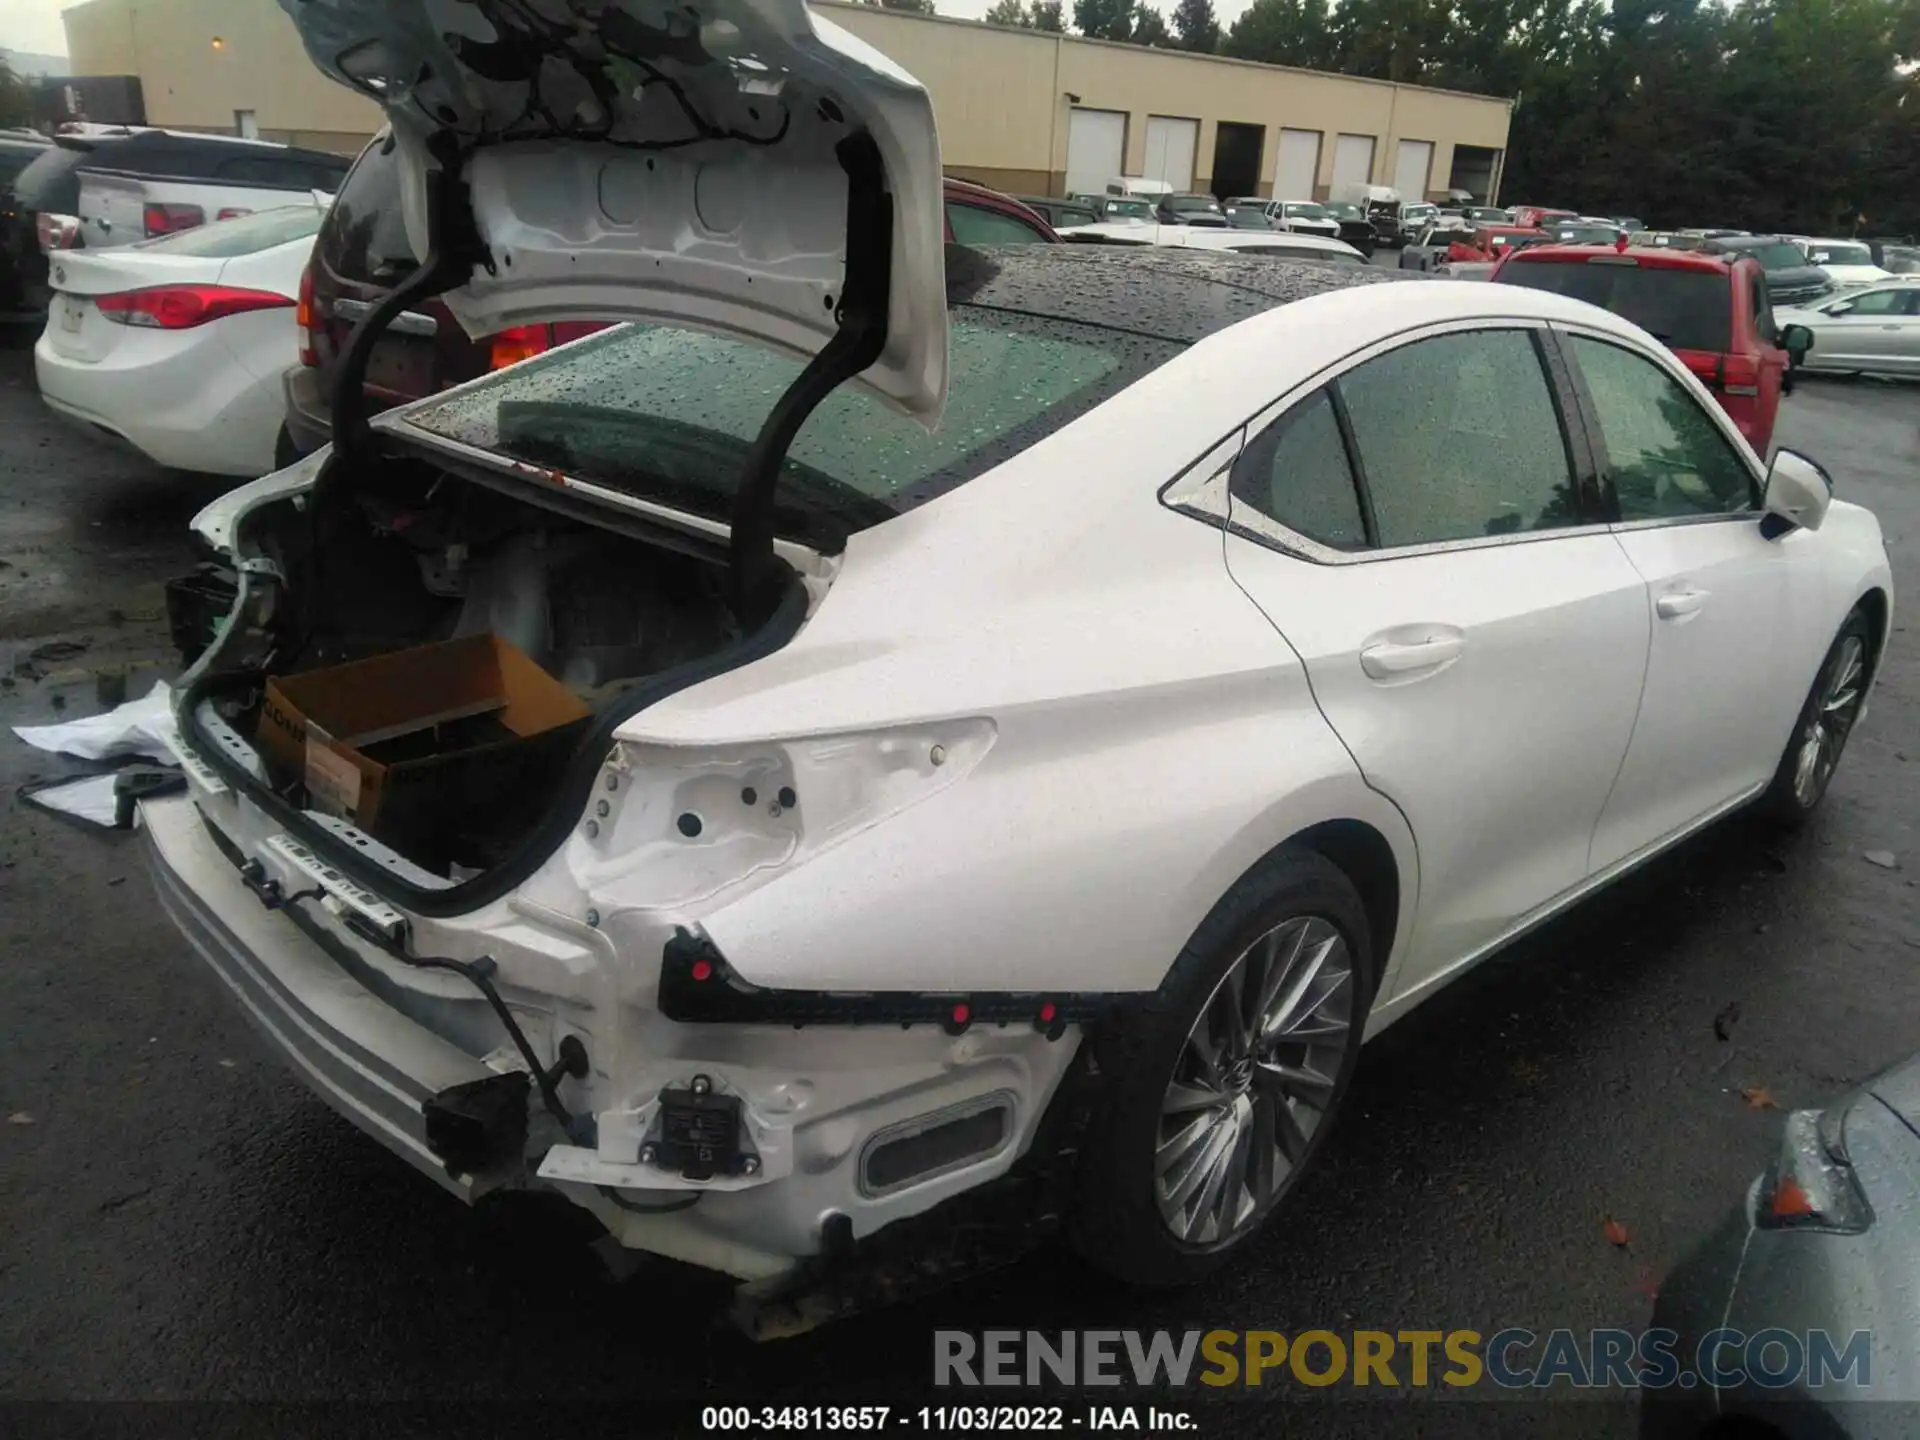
{"left": 1562, "top": 328, "right": 1814, "bottom": 870}
{"left": 1220, "top": 322, "right": 1650, "bottom": 1001}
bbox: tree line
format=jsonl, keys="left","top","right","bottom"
{"left": 945, "top": 0, "right": 1920, "bottom": 234}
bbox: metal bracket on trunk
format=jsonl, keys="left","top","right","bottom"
{"left": 727, "top": 130, "right": 894, "bottom": 625}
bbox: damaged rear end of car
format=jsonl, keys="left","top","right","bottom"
{"left": 144, "top": 0, "right": 1091, "bottom": 1333}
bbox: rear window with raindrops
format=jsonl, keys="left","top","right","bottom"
{"left": 396, "top": 312, "right": 1181, "bottom": 548}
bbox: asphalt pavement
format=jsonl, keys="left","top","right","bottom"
{"left": 1, "top": 317, "right": 1916, "bottom": 1437}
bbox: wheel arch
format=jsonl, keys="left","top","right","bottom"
{"left": 1185, "top": 804, "right": 1417, "bottom": 1012}
{"left": 1853, "top": 584, "right": 1892, "bottom": 678}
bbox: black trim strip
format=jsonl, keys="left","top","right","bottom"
{"left": 178, "top": 573, "right": 811, "bottom": 919}
{"left": 1546, "top": 327, "right": 1624, "bottom": 523}
{"left": 1325, "top": 382, "right": 1380, "bottom": 548}
{"left": 657, "top": 930, "right": 1103, "bottom": 1037}
{"left": 1533, "top": 327, "right": 1612, "bottom": 524}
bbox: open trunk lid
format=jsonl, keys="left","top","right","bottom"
{"left": 278, "top": 0, "right": 949, "bottom": 425}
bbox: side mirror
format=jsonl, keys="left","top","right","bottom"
{"left": 1780, "top": 322, "right": 1814, "bottom": 364}
{"left": 1761, "top": 449, "right": 1832, "bottom": 537}
{"left": 1824, "top": 300, "right": 1853, "bottom": 316}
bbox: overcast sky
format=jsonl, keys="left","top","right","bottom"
{"left": 0, "top": 0, "right": 74, "bottom": 58}
{"left": 0, "top": 0, "right": 1258, "bottom": 65}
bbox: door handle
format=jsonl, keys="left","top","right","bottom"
{"left": 1655, "top": 588, "right": 1709, "bottom": 619}
{"left": 1360, "top": 634, "right": 1464, "bottom": 678}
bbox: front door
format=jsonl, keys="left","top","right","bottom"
{"left": 1221, "top": 324, "right": 1650, "bottom": 1001}
{"left": 1562, "top": 330, "right": 1813, "bottom": 870}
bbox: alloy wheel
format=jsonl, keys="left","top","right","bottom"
{"left": 1793, "top": 635, "right": 1866, "bottom": 807}
{"left": 1154, "top": 915, "right": 1356, "bottom": 1245}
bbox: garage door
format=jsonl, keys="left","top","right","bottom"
{"left": 1275, "top": 128, "right": 1321, "bottom": 199}
{"left": 1393, "top": 139, "right": 1434, "bottom": 201}
{"left": 1332, "top": 133, "right": 1376, "bottom": 189}
{"left": 1065, "top": 108, "right": 1127, "bottom": 197}
{"left": 1144, "top": 115, "right": 1199, "bottom": 191}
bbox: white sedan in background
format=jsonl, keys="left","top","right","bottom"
{"left": 34, "top": 202, "right": 324, "bottom": 476}
{"left": 1775, "top": 278, "right": 1920, "bottom": 377}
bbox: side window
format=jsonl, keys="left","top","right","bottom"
{"left": 1568, "top": 336, "right": 1756, "bottom": 520}
{"left": 1336, "top": 329, "right": 1581, "bottom": 546}
{"left": 946, "top": 202, "right": 1049, "bottom": 246}
{"left": 1230, "top": 388, "right": 1368, "bottom": 550}
{"left": 1838, "top": 288, "right": 1909, "bottom": 317}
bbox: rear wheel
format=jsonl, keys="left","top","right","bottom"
{"left": 1070, "top": 849, "right": 1373, "bottom": 1287}
{"left": 1757, "top": 609, "right": 1872, "bottom": 824}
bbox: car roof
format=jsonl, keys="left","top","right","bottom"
{"left": 944, "top": 243, "right": 1411, "bottom": 343}
{"left": 1505, "top": 243, "right": 1738, "bottom": 273}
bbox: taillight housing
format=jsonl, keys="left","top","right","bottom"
{"left": 296, "top": 262, "right": 319, "bottom": 367}
{"left": 489, "top": 323, "right": 554, "bottom": 371}
{"left": 1721, "top": 353, "right": 1761, "bottom": 397}
{"left": 143, "top": 203, "right": 206, "bottom": 238}
{"left": 96, "top": 284, "right": 295, "bottom": 330}
{"left": 1754, "top": 1108, "right": 1872, "bottom": 1234}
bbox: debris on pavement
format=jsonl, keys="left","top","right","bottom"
{"left": 12, "top": 681, "right": 185, "bottom": 829}
{"left": 1741, "top": 1086, "right": 1782, "bottom": 1110}
{"left": 1603, "top": 1216, "right": 1630, "bottom": 1247}
{"left": 21, "top": 774, "right": 124, "bottom": 828}
{"left": 1863, "top": 850, "right": 1899, "bottom": 870}
{"left": 1713, "top": 1001, "right": 1741, "bottom": 1042}
{"left": 10, "top": 636, "right": 91, "bottom": 681}
{"left": 8, "top": 1112, "right": 33, "bottom": 1126}
{"left": 13, "top": 680, "right": 176, "bottom": 764}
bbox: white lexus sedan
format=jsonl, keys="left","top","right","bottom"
{"left": 143, "top": 0, "right": 1893, "bottom": 1328}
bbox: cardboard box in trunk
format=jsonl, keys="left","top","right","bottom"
{"left": 256, "top": 634, "right": 592, "bottom": 860}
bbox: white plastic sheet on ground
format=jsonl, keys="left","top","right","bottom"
{"left": 12, "top": 680, "right": 177, "bottom": 763}
{"left": 14, "top": 680, "right": 180, "bottom": 829}
{"left": 21, "top": 773, "right": 125, "bottom": 827}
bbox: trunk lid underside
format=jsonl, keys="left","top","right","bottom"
{"left": 279, "top": 0, "right": 950, "bottom": 424}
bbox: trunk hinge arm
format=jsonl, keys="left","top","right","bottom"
{"left": 325, "top": 132, "right": 494, "bottom": 474}
{"left": 727, "top": 131, "right": 893, "bottom": 624}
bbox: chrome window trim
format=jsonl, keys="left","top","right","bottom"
{"left": 1610, "top": 512, "right": 1761, "bottom": 535}
{"left": 1160, "top": 427, "right": 1243, "bottom": 525}
{"left": 1225, "top": 511, "right": 1619, "bottom": 567}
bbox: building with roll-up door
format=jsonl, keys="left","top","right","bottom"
{"left": 62, "top": 0, "right": 1513, "bottom": 203}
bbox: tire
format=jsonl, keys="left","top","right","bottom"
{"left": 1756, "top": 608, "right": 1874, "bottom": 825}
{"left": 1069, "top": 848, "right": 1375, "bottom": 1288}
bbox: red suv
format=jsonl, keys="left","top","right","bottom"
{"left": 1492, "top": 243, "right": 1809, "bottom": 454}
{"left": 281, "top": 140, "right": 1057, "bottom": 462}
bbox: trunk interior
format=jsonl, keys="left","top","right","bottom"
{"left": 194, "top": 448, "right": 778, "bottom": 889}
